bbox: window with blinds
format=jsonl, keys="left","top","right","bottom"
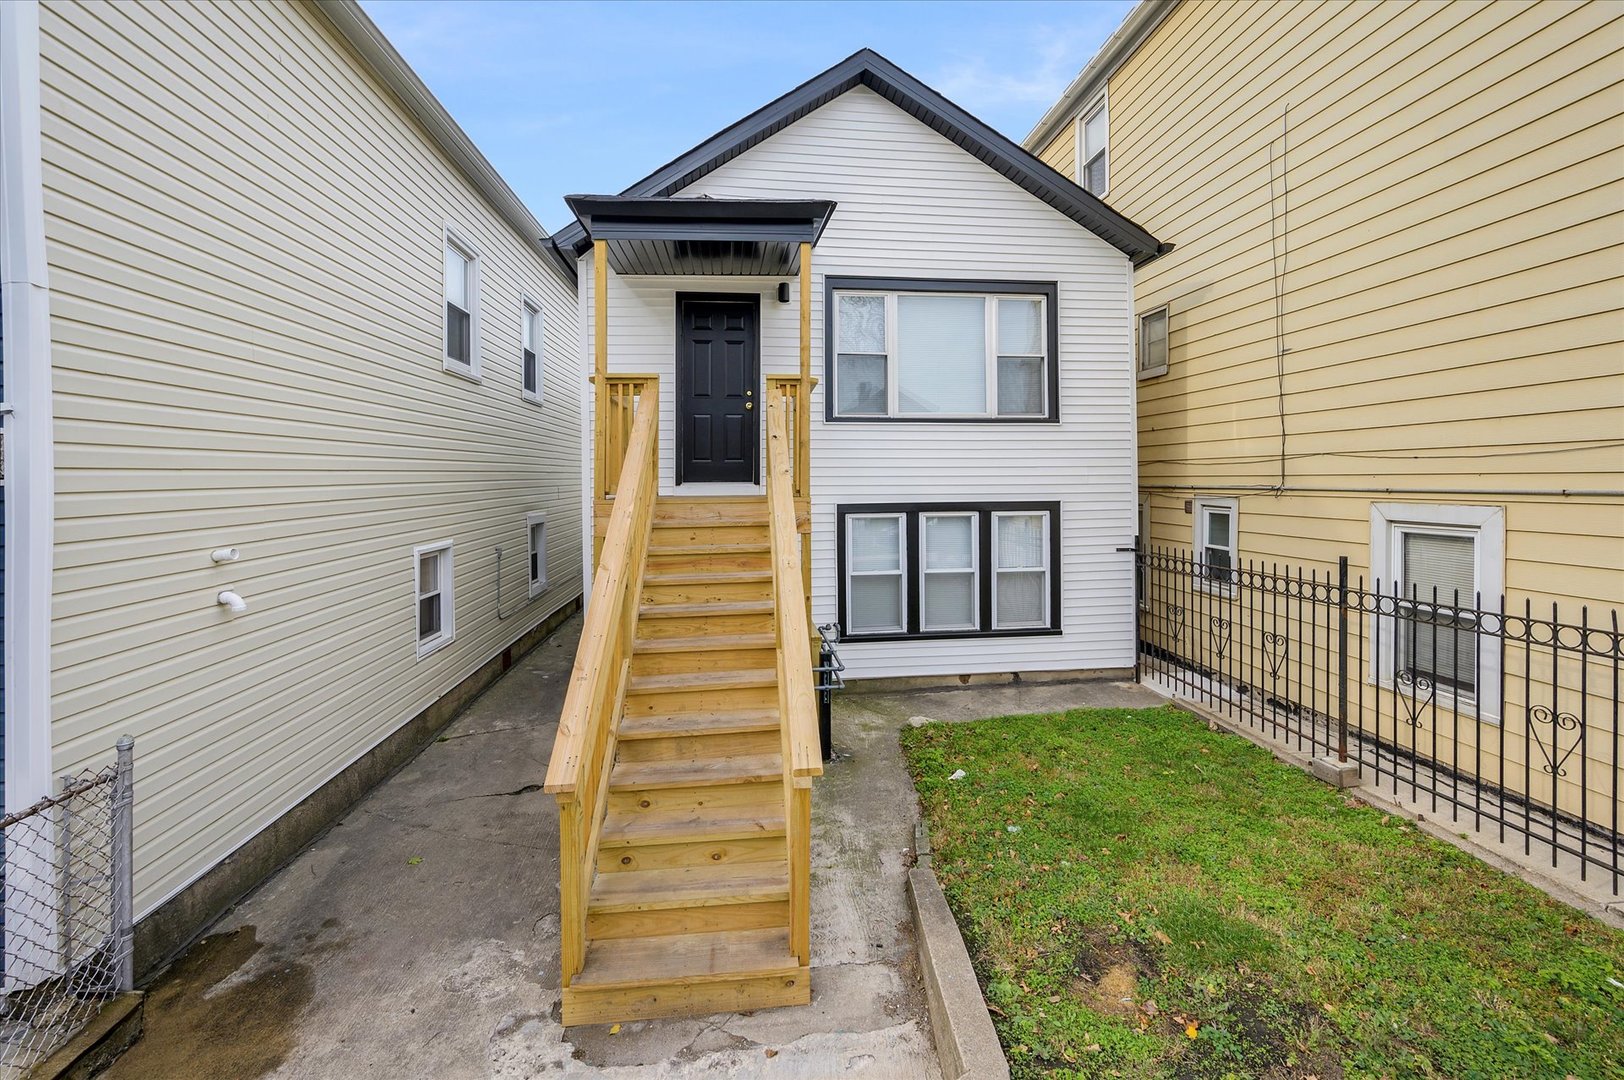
{"left": 838, "top": 503, "right": 1059, "bottom": 639}
{"left": 830, "top": 282, "right": 1055, "bottom": 420}
{"left": 1080, "top": 100, "right": 1108, "bottom": 196}
{"left": 1396, "top": 529, "right": 1478, "bottom": 694}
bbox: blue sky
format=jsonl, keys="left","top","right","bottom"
{"left": 361, "top": 0, "right": 1132, "bottom": 233}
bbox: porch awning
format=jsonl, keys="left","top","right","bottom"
{"left": 562, "top": 195, "right": 837, "bottom": 276}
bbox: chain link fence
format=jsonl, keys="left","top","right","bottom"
{"left": 0, "top": 738, "right": 133, "bottom": 1077}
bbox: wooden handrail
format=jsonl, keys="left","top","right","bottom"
{"left": 767, "top": 393, "right": 822, "bottom": 782}
{"left": 545, "top": 376, "right": 658, "bottom": 985}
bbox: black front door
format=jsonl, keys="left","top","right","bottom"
{"left": 677, "top": 295, "right": 760, "bottom": 484}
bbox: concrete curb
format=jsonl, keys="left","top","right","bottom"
{"left": 26, "top": 992, "right": 143, "bottom": 1080}
{"left": 1159, "top": 693, "right": 1624, "bottom": 931}
{"left": 907, "top": 842, "right": 1010, "bottom": 1080}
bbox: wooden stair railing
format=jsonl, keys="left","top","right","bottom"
{"left": 544, "top": 375, "right": 659, "bottom": 990}
{"left": 766, "top": 389, "right": 823, "bottom": 966}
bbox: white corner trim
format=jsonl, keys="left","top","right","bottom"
{"left": 2, "top": 0, "right": 54, "bottom": 816}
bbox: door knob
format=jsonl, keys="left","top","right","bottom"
{"left": 745, "top": 401, "right": 754, "bottom": 410}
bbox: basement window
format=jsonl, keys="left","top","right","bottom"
{"left": 415, "top": 540, "right": 455, "bottom": 658}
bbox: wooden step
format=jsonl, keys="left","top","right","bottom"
{"left": 618, "top": 709, "right": 779, "bottom": 740}
{"left": 599, "top": 805, "right": 786, "bottom": 848}
{"left": 644, "top": 569, "right": 773, "bottom": 587}
{"left": 634, "top": 633, "right": 777, "bottom": 655}
{"left": 654, "top": 502, "right": 769, "bottom": 527}
{"left": 608, "top": 754, "right": 782, "bottom": 792}
{"left": 627, "top": 669, "right": 776, "bottom": 695}
{"left": 563, "top": 928, "right": 807, "bottom": 1025}
{"left": 637, "top": 599, "right": 774, "bottom": 619}
{"left": 647, "top": 543, "right": 770, "bottom": 558}
{"left": 589, "top": 862, "right": 788, "bottom": 914}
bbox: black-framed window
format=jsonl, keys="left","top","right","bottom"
{"left": 836, "top": 502, "right": 1062, "bottom": 642}
{"left": 824, "top": 277, "right": 1060, "bottom": 423}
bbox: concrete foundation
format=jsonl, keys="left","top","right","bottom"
{"left": 1311, "top": 755, "right": 1362, "bottom": 788}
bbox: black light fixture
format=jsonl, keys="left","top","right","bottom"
{"left": 776, "top": 282, "right": 790, "bottom": 304}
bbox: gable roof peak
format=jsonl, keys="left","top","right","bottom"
{"left": 552, "top": 48, "right": 1165, "bottom": 268}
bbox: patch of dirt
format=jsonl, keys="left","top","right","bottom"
{"left": 1067, "top": 932, "right": 1158, "bottom": 1019}
{"left": 100, "top": 925, "right": 315, "bottom": 1080}
{"left": 1175, "top": 986, "right": 1346, "bottom": 1080}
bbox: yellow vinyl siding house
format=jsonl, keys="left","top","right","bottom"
{"left": 4, "top": 0, "right": 582, "bottom": 978}
{"left": 1028, "top": 0, "right": 1624, "bottom": 876}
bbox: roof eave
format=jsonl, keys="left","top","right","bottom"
{"left": 1023, "top": 0, "right": 1179, "bottom": 154}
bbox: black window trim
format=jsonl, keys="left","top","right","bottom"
{"left": 824, "top": 276, "right": 1061, "bottom": 424}
{"left": 836, "top": 501, "right": 1063, "bottom": 643}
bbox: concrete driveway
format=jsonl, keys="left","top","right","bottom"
{"left": 102, "top": 615, "right": 942, "bottom": 1079}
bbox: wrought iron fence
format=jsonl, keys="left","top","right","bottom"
{"left": 0, "top": 738, "right": 133, "bottom": 1077}
{"left": 1136, "top": 546, "right": 1622, "bottom": 895}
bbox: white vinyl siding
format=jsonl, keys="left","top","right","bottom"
{"left": 585, "top": 85, "right": 1138, "bottom": 677}
{"left": 39, "top": 0, "right": 582, "bottom": 917}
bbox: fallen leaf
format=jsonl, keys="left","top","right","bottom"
{"left": 1117, "top": 910, "right": 1134, "bottom": 924}
{"left": 1142, "top": 999, "right": 1159, "bottom": 1018}
{"left": 1186, "top": 1021, "right": 1199, "bottom": 1039}
{"left": 764, "top": 1048, "right": 779, "bottom": 1058}
{"left": 1153, "top": 930, "right": 1172, "bottom": 946}
{"left": 406, "top": 856, "right": 423, "bottom": 866}
{"left": 608, "top": 1024, "right": 621, "bottom": 1035}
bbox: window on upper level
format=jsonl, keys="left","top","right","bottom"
{"left": 1079, "top": 98, "right": 1109, "bottom": 196}
{"left": 443, "top": 229, "right": 481, "bottom": 379}
{"left": 1139, "top": 306, "right": 1168, "bottom": 378}
{"left": 827, "top": 279, "right": 1057, "bottom": 422}
{"left": 521, "top": 296, "right": 542, "bottom": 403}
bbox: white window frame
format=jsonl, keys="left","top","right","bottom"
{"left": 919, "top": 511, "right": 979, "bottom": 632}
{"left": 845, "top": 512, "right": 908, "bottom": 635}
{"left": 1192, "top": 497, "right": 1238, "bottom": 596}
{"left": 832, "top": 289, "right": 1050, "bottom": 420}
{"left": 1370, "top": 503, "right": 1504, "bottom": 723}
{"left": 442, "top": 226, "right": 481, "bottom": 381}
{"left": 520, "top": 294, "right": 543, "bottom": 404}
{"left": 526, "top": 511, "right": 548, "bottom": 598}
{"left": 413, "top": 540, "right": 456, "bottom": 658}
{"left": 1076, "top": 94, "right": 1109, "bottom": 197}
{"left": 991, "top": 510, "right": 1051, "bottom": 631}
{"left": 1138, "top": 306, "right": 1168, "bottom": 379}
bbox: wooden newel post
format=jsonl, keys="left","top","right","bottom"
{"left": 798, "top": 242, "right": 815, "bottom": 658}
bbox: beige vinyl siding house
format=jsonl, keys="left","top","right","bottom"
{"left": 1026, "top": 0, "right": 1623, "bottom": 834}
{"left": 13, "top": 0, "right": 581, "bottom": 967}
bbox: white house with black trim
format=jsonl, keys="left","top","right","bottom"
{"left": 552, "top": 49, "right": 1165, "bottom": 679}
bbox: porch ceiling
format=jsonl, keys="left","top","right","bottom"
{"left": 563, "top": 195, "right": 836, "bottom": 276}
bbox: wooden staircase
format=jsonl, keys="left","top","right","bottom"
{"left": 546, "top": 378, "right": 821, "bottom": 1026}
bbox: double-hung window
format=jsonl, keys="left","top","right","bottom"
{"left": 828, "top": 279, "right": 1057, "bottom": 421}
{"left": 1139, "top": 307, "right": 1168, "bottom": 378}
{"left": 521, "top": 298, "right": 542, "bottom": 402}
{"left": 443, "top": 229, "right": 480, "bottom": 378}
{"left": 847, "top": 514, "right": 907, "bottom": 635}
{"left": 1370, "top": 503, "right": 1503, "bottom": 720}
{"left": 1079, "top": 98, "right": 1108, "bottom": 196}
{"left": 414, "top": 541, "right": 455, "bottom": 658}
{"left": 526, "top": 512, "right": 548, "bottom": 598}
{"left": 839, "top": 503, "right": 1060, "bottom": 640}
{"left": 1193, "top": 497, "right": 1237, "bottom": 591}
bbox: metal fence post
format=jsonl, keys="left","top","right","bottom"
{"left": 112, "top": 737, "right": 135, "bottom": 993}
{"left": 57, "top": 774, "right": 76, "bottom": 975}
{"left": 1337, "top": 556, "right": 1349, "bottom": 764}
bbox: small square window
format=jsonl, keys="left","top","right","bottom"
{"left": 527, "top": 513, "right": 547, "bottom": 598}
{"left": 1193, "top": 498, "right": 1237, "bottom": 592}
{"left": 415, "top": 541, "right": 455, "bottom": 657}
{"left": 521, "top": 298, "right": 542, "bottom": 403}
{"left": 1139, "top": 307, "right": 1168, "bottom": 377}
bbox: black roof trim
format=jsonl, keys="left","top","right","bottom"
{"left": 563, "top": 195, "right": 836, "bottom": 250}
{"left": 550, "top": 49, "right": 1166, "bottom": 272}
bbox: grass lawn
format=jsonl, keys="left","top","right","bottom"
{"left": 902, "top": 706, "right": 1624, "bottom": 1080}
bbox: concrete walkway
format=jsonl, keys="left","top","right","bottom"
{"left": 102, "top": 615, "right": 942, "bottom": 1079}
